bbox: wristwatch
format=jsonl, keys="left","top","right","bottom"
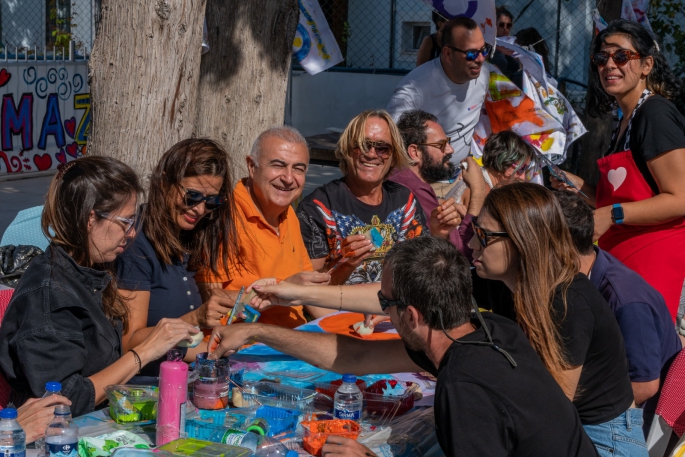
{"left": 611, "top": 203, "right": 625, "bottom": 224}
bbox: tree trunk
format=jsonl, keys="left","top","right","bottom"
{"left": 576, "top": 0, "right": 623, "bottom": 186}
{"left": 88, "top": 0, "right": 206, "bottom": 185}
{"left": 194, "top": 0, "right": 299, "bottom": 178}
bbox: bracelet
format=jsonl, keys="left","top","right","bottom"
{"left": 338, "top": 285, "right": 343, "bottom": 312}
{"left": 129, "top": 349, "right": 142, "bottom": 374}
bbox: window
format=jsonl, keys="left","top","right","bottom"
{"left": 402, "top": 22, "right": 431, "bottom": 53}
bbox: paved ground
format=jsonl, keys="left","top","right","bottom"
{"left": 0, "top": 164, "right": 342, "bottom": 241}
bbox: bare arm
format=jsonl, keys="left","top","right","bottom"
{"left": 632, "top": 379, "right": 660, "bottom": 405}
{"left": 550, "top": 173, "right": 597, "bottom": 208}
{"left": 416, "top": 35, "right": 435, "bottom": 67}
{"left": 559, "top": 366, "right": 583, "bottom": 402}
{"left": 209, "top": 323, "right": 422, "bottom": 376}
{"left": 251, "top": 281, "right": 382, "bottom": 314}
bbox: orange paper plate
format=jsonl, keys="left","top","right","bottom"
{"left": 318, "top": 313, "right": 400, "bottom": 340}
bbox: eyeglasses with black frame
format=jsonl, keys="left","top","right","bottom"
{"left": 377, "top": 290, "right": 404, "bottom": 313}
{"left": 357, "top": 140, "right": 393, "bottom": 158}
{"left": 590, "top": 49, "right": 641, "bottom": 68}
{"left": 180, "top": 186, "right": 226, "bottom": 211}
{"left": 498, "top": 22, "right": 513, "bottom": 29}
{"left": 446, "top": 43, "right": 493, "bottom": 61}
{"left": 95, "top": 211, "right": 137, "bottom": 236}
{"left": 416, "top": 137, "right": 452, "bottom": 153}
{"left": 472, "top": 221, "right": 510, "bottom": 248}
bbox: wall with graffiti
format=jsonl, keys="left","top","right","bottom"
{"left": 0, "top": 62, "right": 90, "bottom": 176}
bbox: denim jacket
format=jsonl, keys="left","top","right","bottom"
{"left": 0, "top": 244, "right": 122, "bottom": 416}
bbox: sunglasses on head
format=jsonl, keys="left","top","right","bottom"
{"left": 472, "top": 221, "right": 509, "bottom": 248}
{"left": 591, "top": 49, "right": 641, "bottom": 67}
{"left": 359, "top": 140, "right": 393, "bottom": 158}
{"left": 498, "top": 22, "right": 512, "bottom": 29}
{"left": 181, "top": 186, "right": 226, "bottom": 211}
{"left": 416, "top": 137, "right": 452, "bottom": 153}
{"left": 509, "top": 159, "right": 538, "bottom": 175}
{"left": 377, "top": 290, "right": 404, "bottom": 313}
{"left": 447, "top": 43, "right": 492, "bottom": 61}
{"left": 95, "top": 211, "right": 137, "bottom": 236}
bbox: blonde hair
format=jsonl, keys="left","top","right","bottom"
{"left": 335, "top": 110, "right": 410, "bottom": 177}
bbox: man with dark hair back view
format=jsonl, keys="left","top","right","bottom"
{"left": 554, "top": 190, "right": 682, "bottom": 435}
{"left": 210, "top": 237, "right": 599, "bottom": 457}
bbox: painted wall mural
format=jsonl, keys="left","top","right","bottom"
{"left": 0, "top": 62, "right": 90, "bottom": 176}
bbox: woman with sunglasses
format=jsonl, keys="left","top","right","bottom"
{"left": 469, "top": 182, "right": 644, "bottom": 456}
{"left": 115, "top": 139, "right": 241, "bottom": 378}
{"left": 0, "top": 158, "right": 199, "bottom": 416}
{"left": 551, "top": 20, "right": 685, "bottom": 322}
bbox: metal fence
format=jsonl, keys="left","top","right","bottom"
{"left": 1, "top": 0, "right": 98, "bottom": 60}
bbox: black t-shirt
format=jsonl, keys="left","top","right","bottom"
{"left": 406, "top": 313, "right": 599, "bottom": 457}
{"left": 610, "top": 95, "right": 685, "bottom": 194}
{"left": 473, "top": 274, "right": 634, "bottom": 425}
{"left": 296, "top": 178, "right": 428, "bottom": 284}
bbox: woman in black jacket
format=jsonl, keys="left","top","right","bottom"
{"left": 0, "top": 157, "right": 199, "bottom": 416}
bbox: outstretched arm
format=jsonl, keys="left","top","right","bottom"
{"left": 209, "top": 323, "right": 421, "bottom": 376}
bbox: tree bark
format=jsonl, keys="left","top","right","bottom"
{"left": 577, "top": 0, "right": 623, "bottom": 187}
{"left": 194, "top": 0, "right": 299, "bottom": 178}
{"left": 88, "top": 0, "right": 206, "bottom": 185}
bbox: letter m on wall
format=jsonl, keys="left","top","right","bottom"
{"left": 2, "top": 93, "right": 33, "bottom": 151}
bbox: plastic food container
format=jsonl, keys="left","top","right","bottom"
{"left": 301, "top": 420, "right": 361, "bottom": 456}
{"left": 105, "top": 385, "right": 158, "bottom": 424}
{"left": 192, "top": 353, "right": 230, "bottom": 410}
{"left": 253, "top": 406, "right": 300, "bottom": 436}
{"left": 111, "top": 450, "right": 172, "bottom": 457}
{"left": 185, "top": 411, "right": 249, "bottom": 441}
{"left": 364, "top": 380, "right": 417, "bottom": 416}
{"left": 157, "top": 438, "right": 252, "bottom": 457}
{"left": 233, "top": 382, "right": 318, "bottom": 411}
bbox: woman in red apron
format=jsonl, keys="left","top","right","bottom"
{"left": 552, "top": 20, "right": 685, "bottom": 322}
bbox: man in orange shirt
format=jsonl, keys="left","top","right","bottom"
{"left": 195, "top": 126, "right": 333, "bottom": 328}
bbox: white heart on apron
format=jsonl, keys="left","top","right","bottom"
{"left": 608, "top": 167, "right": 627, "bottom": 191}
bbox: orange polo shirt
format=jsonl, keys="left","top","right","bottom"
{"left": 195, "top": 179, "right": 312, "bottom": 328}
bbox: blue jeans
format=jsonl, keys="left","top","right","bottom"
{"left": 583, "top": 409, "right": 648, "bottom": 457}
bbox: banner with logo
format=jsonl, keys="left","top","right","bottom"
{"left": 293, "top": 0, "right": 344, "bottom": 75}
{"left": 422, "top": 0, "right": 497, "bottom": 46}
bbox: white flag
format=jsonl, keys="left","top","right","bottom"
{"left": 293, "top": 0, "right": 344, "bottom": 75}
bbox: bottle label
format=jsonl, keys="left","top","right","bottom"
{"left": 1, "top": 450, "right": 25, "bottom": 457}
{"left": 221, "top": 430, "right": 246, "bottom": 445}
{"left": 334, "top": 407, "right": 361, "bottom": 421}
{"left": 47, "top": 442, "right": 77, "bottom": 457}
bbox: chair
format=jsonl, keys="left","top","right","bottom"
{"left": 0, "top": 289, "right": 14, "bottom": 408}
{"left": 647, "top": 348, "right": 685, "bottom": 456}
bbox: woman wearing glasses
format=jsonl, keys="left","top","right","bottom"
{"left": 115, "top": 139, "right": 241, "bottom": 378}
{"left": 0, "top": 158, "right": 199, "bottom": 416}
{"left": 551, "top": 20, "right": 685, "bottom": 322}
{"left": 469, "top": 182, "right": 644, "bottom": 455}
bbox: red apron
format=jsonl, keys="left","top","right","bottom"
{"left": 596, "top": 149, "right": 685, "bottom": 322}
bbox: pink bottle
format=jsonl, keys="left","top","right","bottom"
{"left": 156, "top": 349, "right": 188, "bottom": 446}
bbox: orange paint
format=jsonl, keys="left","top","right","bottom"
{"left": 486, "top": 97, "right": 546, "bottom": 133}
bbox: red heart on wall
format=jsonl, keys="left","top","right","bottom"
{"left": 33, "top": 154, "right": 53, "bottom": 171}
{"left": 55, "top": 149, "right": 67, "bottom": 164}
{"left": 0, "top": 69, "right": 10, "bottom": 88}
{"left": 66, "top": 142, "right": 78, "bottom": 158}
{"left": 64, "top": 117, "right": 76, "bottom": 138}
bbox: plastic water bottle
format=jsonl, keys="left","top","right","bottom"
{"left": 253, "top": 438, "right": 298, "bottom": 457}
{"left": 208, "top": 430, "right": 296, "bottom": 456}
{"left": 44, "top": 405, "right": 78, "bottom": 457}
{"left": 34, "top": 382, "right": 63, "bottom": 452}
{"left": 334, "top": 374, "right": 363, "bottom": 423}
{"left": 0, "top": 408, "right": 26, "bottom": 457}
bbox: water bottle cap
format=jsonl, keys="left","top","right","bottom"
{"left": 54, "top": 405, "right": 71, "bottom": 415}
{"left": 0, "top": 408, "right": 17, "bottom": 419}
{"left": 45, "top": 381, "right": 62, "bottom": 392}
{"left": 342, "top": 374, "right": 356, "bottom": 383}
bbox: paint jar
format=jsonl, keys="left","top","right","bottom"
{"left": 192, "top": 353, "right": 230, "bottom": 410}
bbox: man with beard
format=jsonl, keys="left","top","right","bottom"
{"left": 386, "top": 17, "right": 490, "bottom": 164}
{"left": 209, "top": 237, "right": 600, "bottom": 457}
{"left": 392, "top": 110, "right": 487, "bottom": 257}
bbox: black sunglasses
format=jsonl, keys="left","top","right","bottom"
{"left": 498, "top": 22, "right": 513, "bottom": 29}
{"left": 472, "top": 221, "right": 509, "bottom": 248}
{"left": 181, "top": 186, "right": 226, "bottom": 211}
{"left": 358, "top": 140, "right": 393, "bottom": 158}
{"left": 591, "top": 49, "right": 641, "bottom": 68}
{"left": 446, "top": 43, "right": 492, "bottom": 61}
{"left": 377, "top": 290, "right": 404, "bottom": 313}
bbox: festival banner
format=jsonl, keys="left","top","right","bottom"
{"left": 592, "top": 8, "right": 608, "bottom": 35}
{"left": 293, "top": 0, "right": 344, "bottom": 75}
{"left": 422, "top": 0, "right": 497, "bottom": 47}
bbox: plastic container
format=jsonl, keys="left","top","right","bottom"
{"left": 333, "top": 374, "right": 363, "bottom": 423}
{"left": 105, "top": 385, "right": 159, "bottom": 424}
{"left": 301, "top": 420, "right": 361, "bottom": 457}
{"left": 45, "top": 405, "right": 78, "bottom": 457}
{"left": 253, "top": 406, "right": 300, "bottom": 436}
{"left": 157, "top": 349, "right": 189, "bottom": 447}
{"left": 233, "top": 382, "right": 318, "bottom": 411}
{"left": 0, "top": 408, "right": 25, "bottom": 457}
{"left": 111, "top": 449, "right": 173, "bottom": 457}
{"left": 364, "top": 380, "right": 418, "bottom": 416}
{"left": 192, "top": 353, "right": 229, "bottom": 410}
{"left": 157, "top": 438, "right": 251, "bottom": 457}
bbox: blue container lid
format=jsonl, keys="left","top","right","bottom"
{"left": 286, "top": 452, "right": 298, "bottom": 457}
{"left": 342, "top": 374, "right": 356, "bottom": 383}
{"left": 0, "top": 408, "right": 17, "bottom": 419}
{"left": 45, "top": 381, "right": 62, "bottom": 392}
